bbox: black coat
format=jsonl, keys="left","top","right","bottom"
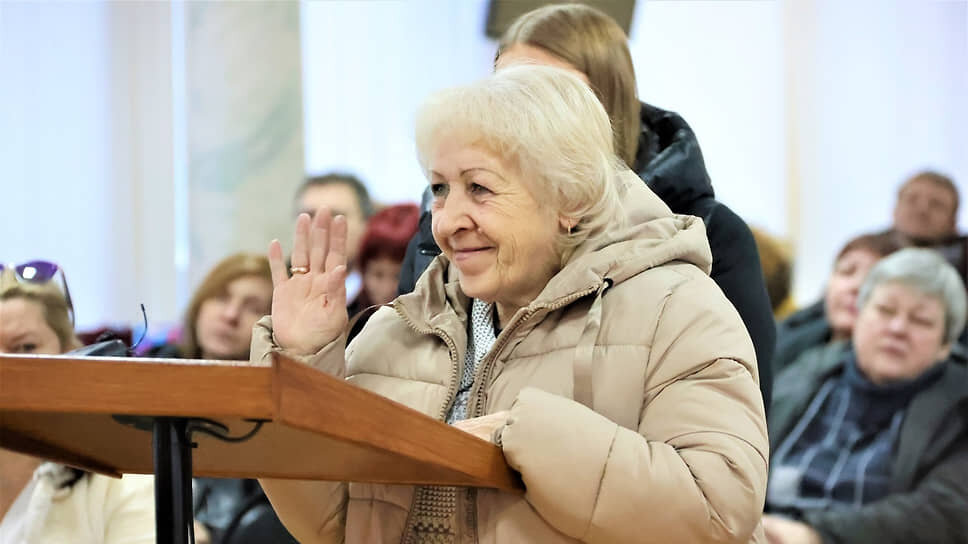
{"left": 398, "top": 103, "right": 775, "bottom": 409}
{"left": 771, "top": 342, "right": 968, "bottom": 543}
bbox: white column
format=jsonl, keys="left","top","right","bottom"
{"left": 183, "top": 1, "right": 305, "bottom": 288}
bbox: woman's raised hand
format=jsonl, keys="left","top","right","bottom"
{"left": 268, "top": 207, "right": 349, "bottom": 356}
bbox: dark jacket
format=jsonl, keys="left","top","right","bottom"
{"left": 398, "top": 102, "right": 775, "bottom": 409}
{"left": 770, "top": 341, "right": 968, "bottom": 543}
{"left": 773, "top": 299, "right": 830, "bottom": 375}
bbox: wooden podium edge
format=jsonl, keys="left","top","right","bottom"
{"left": 0, "top": 427, "right": 122, "bottom": 478}
{"left": 271, "top": 353, "right": 523, "bottom": 492}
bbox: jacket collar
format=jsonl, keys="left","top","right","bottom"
{"left": 634, "top": 102, "right": 715, "bottom": 212}
{"left": 769, "top": 341, "right": 848, "bottom": 450}
{"left": 891, "top": 363, "right": 968, "bottom": 490}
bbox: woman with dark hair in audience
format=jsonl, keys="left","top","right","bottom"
{"left": 773, "top": 233, "right": 902, "bottom": 375}
{"left": 398, "top": 2, "right": 776, "bottom": 410}
{"left": 0, "top": 266, "right": 155, "bottom": 543}
{"left": 255, "top": 65, "right": 766, "bottom": 543}
{"left": 145, "top": 253, "right": 293, "bottom": 544}
{"left": 347, "top": 203, "right": 420, "bottom": 317}
{"left": 764, "top": 248, "right": 968, "bottom": 543}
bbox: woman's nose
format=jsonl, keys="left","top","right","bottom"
{"left": 886, "top": 315, "right": 908, "bottom": 334}
{"left": 221, "top": 301, "right": 242, "bottom": 323}
{"left": 433, "top": 193, "right": 474, "bottom": 237}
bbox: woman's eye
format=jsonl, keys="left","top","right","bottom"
{"left": 875, "top": 304, "right": 894, "bottom": 315}
{"left": 911, "top": 315, "right": 935, "bottom": 327}
{"left": 469, "top": 183, "right": 491, "bottom": 195}
{"left": 18, "top": 343, "right": 37, "bottom": 354}
{"left": 430, "top": 183, "right": 447, "bottom": 198}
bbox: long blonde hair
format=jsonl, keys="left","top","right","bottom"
{"left": 498, "top": 3, "right": 641, "bottom": 167}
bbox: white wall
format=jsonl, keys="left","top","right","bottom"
{"left": 300, "top": 0, "right": 496, "bottom": 205}
{"left": 0, "top": 2, "right": 175, "bottom": 331}
{"left": 787, "top": 0, "right": 968, "bottom": 303}
{"left": 631, "top": 1, "right": 786, "bottom": 236}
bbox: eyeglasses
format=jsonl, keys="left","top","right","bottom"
{"left": 0, "top": 260, "right": 75, "bottom": 325}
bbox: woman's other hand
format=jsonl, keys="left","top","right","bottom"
{"left": 268, "top": 207, "right": 349, "bottom": 356}
{"left": 452, "top": 411, "right": 510, "bottom": 444}
{"left": 762, "top": 514, "right": 822, "bottom": 544}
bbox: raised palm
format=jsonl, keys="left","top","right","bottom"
{"left": 268, "top": 208, "right": 349, "bottom": 356}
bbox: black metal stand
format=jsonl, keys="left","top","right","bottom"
{"left": 152, "top": 418, "right": 194, "bottom": 544}
{"left": 107, "top": 415, "right": 267, "bottom": 544}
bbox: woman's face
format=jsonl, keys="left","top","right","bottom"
{"left": 824, "top": 248, "right": 882, "bottom": 338}
{"left": 195, "top": 274, "right": 273, "bottom": 360}
{"left": 853, "top": 281, "right": 949, "bottom": 384}
{"left": 0, "top": 297, "right": 62, "bottom": 354}
{"left": 495, "top": 43, "right": 590, "bottom": 84}
{"left": 362, "top": 256, "right": 402, "bottom": 306}
{"left": 429, "top": 141, "right": 564, "bottom": 321}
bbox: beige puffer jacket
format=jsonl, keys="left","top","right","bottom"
{"left": 252, "top": 175, "right": 768, "bottom": 543}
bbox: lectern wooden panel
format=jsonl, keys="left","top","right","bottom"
{"left": 0, "top": 353, "right": 521, "bottom": 491}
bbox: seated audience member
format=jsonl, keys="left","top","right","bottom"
{"left": 347, "top": 203, "right": 420, "bottom": 318}
{"left": 256, "top": 66, "right": 767, "bottom": 543}
{"left": 0, "top": 266, "right": 155, "bottom": 543}
{"left": 774, "top": 233, "right": 902, "bottom": 375}
{"left": 885, "top": 170, "right": 965, "bottom": 279}
{"left": 148, "top": 253, "right": 272, "bottom": 360}
{"left": 294, "top": 172, "right": 375, "bottom": 306}
{"left": 764, "top": 248, "right": 968, "bottom": 543}
{"left": 398, "top": 3, "right": 776, "bottom": 411}
{"left": 144, "top": 253, "right": 293, "bottom": 544}
{"left": 752, "top": 227, "right": 795, "bottom": 319}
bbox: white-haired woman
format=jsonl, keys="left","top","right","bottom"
{"left": 764, "top": 248, "right": 968, "bottom": 544}
{"left": 253, "top": 66, "right": 768, "bottom": 543}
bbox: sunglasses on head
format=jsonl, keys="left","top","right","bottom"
{"left": 1, "top": 260, "right": 75, "bottom": 325}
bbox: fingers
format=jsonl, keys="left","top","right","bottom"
{"left": 324, "top": 215, "right": 348, "bottom": 274}
{"left": 290, "top": 213, "right": 311, "bottom": 270}
{"left": 309, "top": 207, "right": 331, "bottom": 274}
{"left": 324, "top": 265, "right": 348, "bottom": 307}
{"left": 268, "top": 240, "right": 288, "bottom": 287}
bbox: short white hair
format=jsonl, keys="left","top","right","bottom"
{"left": 414, "top": 64, "right": 626, "bottom": 265}
{"left": 858, "top": 248, "right": 967, "bottom": 345}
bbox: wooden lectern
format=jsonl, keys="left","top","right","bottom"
{"left": 0, "top": 353, "right": 521, "bottom": 543}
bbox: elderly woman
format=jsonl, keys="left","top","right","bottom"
{"left": 398, "top": 2, "right": 776, "bottom": 411}
{"left": 773, "top": 233, "right": 902, "bottom": 375}
{"left": 254, "top": 66, "right": 767, "bottom": 543}
{"left": 764, "top": 248, "right": 968, "bottom": 543}
{"left": 0, "top": 267, "right": 155, "bottom": 543}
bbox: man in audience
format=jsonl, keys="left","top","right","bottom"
{"left": 887, "top": 171, "right": 965, "bottom": 281}
{"left": 294, "top": 172, "right": 374, "bottom": 304}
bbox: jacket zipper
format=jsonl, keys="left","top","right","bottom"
{"left": 393, "top": 302, "right": 463, "bottom": 421}
{"left": 468, "top": 283, "right": 600, "bottom": 418}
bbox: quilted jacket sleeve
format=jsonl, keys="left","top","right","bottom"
{"left": 500, "top": 279, "right": 769, "bottom": 543}
{"left": 250, "top": 315, "right": 349, "bottom": 543}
